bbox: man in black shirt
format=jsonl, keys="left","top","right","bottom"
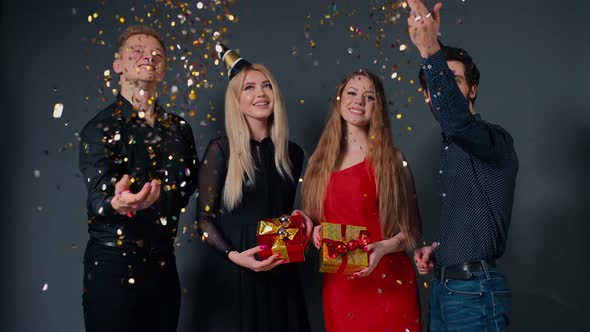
{"left": 407, "top": 0, "right": 518, "bottom": 331}
{"left": 79, "top": 25, "right": 198, "bottom": 332}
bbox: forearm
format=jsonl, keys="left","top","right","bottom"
{"left": 382, "top": 232, "right": 406, "bottom": 254}
{"left": 423, "top": 51, "right": 474, "bottom": 134}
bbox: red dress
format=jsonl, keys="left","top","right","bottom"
{"left": 322, "top": 159, "right": 421, "bottom": 332}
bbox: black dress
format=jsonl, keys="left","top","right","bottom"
{"left": 196, "top": 136, "right": 310, "bottom": 332}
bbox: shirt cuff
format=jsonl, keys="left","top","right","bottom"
{"left": 422, "top": 50, "right": 447, "bottom": 79}
{"left": 98, "top": 196, "right": 117, "bottom": 217}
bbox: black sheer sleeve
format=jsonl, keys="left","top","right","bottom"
{"left": 289, "top": 142, "right": 305, "bottom": 184}
{"left": 196, "top": 138, "right": 235, "bottom": 254}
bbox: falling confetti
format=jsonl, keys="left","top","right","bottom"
{"left": 34, "top": 170, "right": 41, "bottom": 178}
{"left": 42, "top": 283, "right": 48, "bottom": 291}
{"left": 53, "top": 103, "right": 64, "bottom": 118}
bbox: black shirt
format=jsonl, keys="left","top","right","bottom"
{"left": 423, "top": 51, "right": 519, "bottom": 267}
{"left": 79, "top": 94, "right": 198, "bottom": 246}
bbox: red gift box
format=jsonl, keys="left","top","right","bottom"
{"left": 256, "top": 214, "right": 305, "bottom": 263}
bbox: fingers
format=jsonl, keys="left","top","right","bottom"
{"left": 313, "top": 229, "right": 321, "bottom": 249}
{"left": 408, "top": 0, "right": 426, "bottom": 20}
{"left": 432, "top": 2, "right": 443, "bottom": 22}
{"left": 296, "top": 210, "right": 314, "bottom": 246}
{"left": 417, "top": 261, "right": 434, "bottom": 275}
{"left": 353, "top": 267, "right": 370, "bottom": 278}
{"left": 413, "top": 248, "right": 423, "bottom": 259}
{"left": 256, "top": 254, "right": 285, "bottom": 271}
{"left": 134, "top": 182, "right": 152, "bottom": 202}
{"left": 115, "top": 174, "right": 131, "bottom": 193}
{"left": 410, "top": 0, "right": 429, "bottom": 16}
{"left": 259, "top": 253, "right": 282, "bottom": 266}
{"left": 313, "top": 225, "right": 322, "bottom": 249}
{"left": 141, "top": 179, "right": 160, "bottom": 209}
{"left": 266, "top": 257, "right": 287, "bottom": 270}
{"left": 242, "top": 245, "right": 268, "bottom": 256}
{"left": 353, "top": 262, "right": 377, "bottom": 278}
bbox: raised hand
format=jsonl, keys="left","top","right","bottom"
{"left": 228, "top": 245, "right": 286, "bottom": 272}
{"left": 407, "top": 0, "right": 443, "bottom": 58}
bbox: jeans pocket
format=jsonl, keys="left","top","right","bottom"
{"left": 444, "top": 279, "right": 483, "bottom": 296}
{"left": 440, "top": 279, "right": 486, "bottom": 330}
{"left": 491, "top": 290, "right": 512, "bottom": 329}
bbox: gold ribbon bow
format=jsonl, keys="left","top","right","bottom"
{"left": 257, "top": 215, "right": 299, "bottom": 260}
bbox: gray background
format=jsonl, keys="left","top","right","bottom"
{"left": 1, "top": 0, "right": 588, "bottom": 331}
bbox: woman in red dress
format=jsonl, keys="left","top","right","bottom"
{"left": 302, "top": 70, "right": 422, "bottom": 332}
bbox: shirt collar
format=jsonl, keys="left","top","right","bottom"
{"left": 114, "top": 93, "right": 163, "bottom": 120}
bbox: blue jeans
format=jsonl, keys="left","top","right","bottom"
{"left": 429, "top": 266, "right": 512, "bottom": 332}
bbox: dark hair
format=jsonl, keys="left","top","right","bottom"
{"left": 117, "top": 25, "right": 166, "bottom": 55}
{"left": 419, "top": 46, "right": 480, "bottom": 104}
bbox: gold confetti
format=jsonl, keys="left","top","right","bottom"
{"left": 53, "top": 103, "right": 64, "bottom": 118}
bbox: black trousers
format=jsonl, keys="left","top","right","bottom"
{"left": 82, "top": 240, "right": 180, "bottom": 332}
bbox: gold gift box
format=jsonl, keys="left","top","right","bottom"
{"left": 319, "top": 222, "right": 369, "bottom": 275}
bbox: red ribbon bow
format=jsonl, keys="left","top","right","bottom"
{"left": 324, "top": 230, "right": 371, "bottom": 259}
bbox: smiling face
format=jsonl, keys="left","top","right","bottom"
{"left": 113, "top": 34, "right": 166, "bottom": 84}
{"left": 339, "top": 75, "right": 376, "bottom": 130}
{"left": 238, "top": 69, "right": 275, "bottom": 124}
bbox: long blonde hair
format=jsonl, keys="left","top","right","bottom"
{"left": 301, "top": 70, "right": 417, "bottom": 248}
{"left": 223, "top": 64, "right": 292, "bottom": 210}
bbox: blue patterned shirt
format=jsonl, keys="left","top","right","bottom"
{"left": 423, "top": 51, "right": 519, "bottom": 267}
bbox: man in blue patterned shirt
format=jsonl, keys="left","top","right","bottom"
{"left": 407, "top": 1, "right": 518, "bottom": 331}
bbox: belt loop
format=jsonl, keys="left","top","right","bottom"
{"left": 440, "top": 266, "right": 446, "bottom": 282}
{"left": 481, "top": 260, "right": 491, "bottom": 279}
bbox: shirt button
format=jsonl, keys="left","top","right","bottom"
{"left": 444, "top": 146, "right": 449, "bottom": 150}
{"left": 439, "top": 170, "right": 443, "bottom": 174}
{"left": 442, "top": 193, "right": 446, "bottom": 197}
{"left": 427, "top": 64, "right": 432, "bottom": 69}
